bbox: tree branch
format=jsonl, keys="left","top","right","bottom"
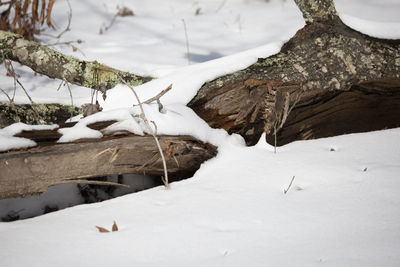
{"left": 293, "top": 0, "right": 339, "bottom": 24}
{"left": 0, "top": 30, "right": 152, "bottom": 90}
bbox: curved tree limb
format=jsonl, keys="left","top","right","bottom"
{"left": 0, "top": 30, "right": 152, "bottom": 90}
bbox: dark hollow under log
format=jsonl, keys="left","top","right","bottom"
{"left": 266, "top": 79, "right": 400, "bottom": 145}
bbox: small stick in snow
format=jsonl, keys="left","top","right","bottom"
{"left": 182, "top": 19, "right": 190, "bottom": 65}
{"left": 284, "top": 176, "right": 295, "bottom": 194}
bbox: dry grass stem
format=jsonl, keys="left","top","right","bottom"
{"left": 284, "top": 176, "right": 295, "bottom": 194}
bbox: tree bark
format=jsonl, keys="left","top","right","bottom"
{"left": 0, "top": 102, "right": 82, "bottom": 128}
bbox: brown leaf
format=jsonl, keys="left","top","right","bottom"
{"left": 330, "top": 148, "right": 335, "bottom": 151}
{"left": 96, "top": 226, "right": 110, "bottom": 233}
{"left": 112, "top": 221, "right": 118, "bottom": 232}
{"left": 72, "top": 45, "right": 77, "bottom": 52}
{"left": 363, "top": 167, "right": 368, "bottom": 172}
{"left": 117, "top": 6, "right": 134, "bottom": 17}
{"left": 195, "top": 8, "right": 201, "bottom": 16}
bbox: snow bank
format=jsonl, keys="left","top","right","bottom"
{"left": 339, "top": 14, "right": 400, "bottom": 39}
{"left": 1, "top": 128, "right": 399, "bottom": 266}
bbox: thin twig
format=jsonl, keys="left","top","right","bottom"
{"left": 181, "top": 19, "right": 190, "bottom": 65}
{"left": 95, "top": 67, "right": 169, "bottom": 188}
{"left": 0, "top": 87, "right": 12, "bottom": 104}
{"left": 16, "top": 79, "right": 35, "bottom": 105}
{"left": 54, "top": 179, "right": 130, "bottom": 188}
{"left": 2, "top": 55, "right": 17, "bottom": 101}
{"left": 151, "top": 120, "right": 168, "bottom": 186}
{"left": 141, "top": 84, "right": 172, "bottom": 111}
{"left": 64, "top": 80, "right": 73, "bottom": 107}
{"left": 284, "top": 176, "right": 295, "bottom": 194}
{"left": 216, "top": 0, "right": 228, "bottom": 12}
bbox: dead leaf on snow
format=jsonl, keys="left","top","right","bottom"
{"left": 96, "top": 226, "right": 110, "bottom": 233}
{"left": 112, "top": 221, "right": 118, "bottom": 232}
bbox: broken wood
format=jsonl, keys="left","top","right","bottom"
{"left": 0, "top": 134, "right": 217, "bottom": 199}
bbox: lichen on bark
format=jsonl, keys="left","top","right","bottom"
{"left": 0, "top": 103, "right": 82, "bottom": 128}
{"left": 0, "top": 30, "right": 152, "bottom": 91}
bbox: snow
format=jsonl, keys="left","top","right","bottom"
{"left": 338, "top": 14, "right": 400, "bottom": 40}
{"left": 335, "top": 0, "right": 400, "bottom": 39}
{"left": 1, "top": 0, "right": 400, "bottom": 266}
{"left": 0, "top": 123, "right": 57, "bottom": 152}
{"left": 100, "top": 42, "right": 283, "bottom": 109}
{"left": 1, "top": 129, "right": 400, "bottom": 266}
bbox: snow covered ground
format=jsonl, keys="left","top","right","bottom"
{"left": 1, "top": 0, "right": 400, "bottom": 266}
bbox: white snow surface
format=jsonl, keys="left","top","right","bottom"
{"left": 1, "top": 129, "right": 400, "bottom": 266}
{"left": 1, "top": 0, "right": 400, "bottom": 266}
{"left": 338, "top": 14, "right": 400, "bottom": 40}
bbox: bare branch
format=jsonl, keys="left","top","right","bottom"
{"left": 96, "top": 67, "right": 169, "bottom": 188}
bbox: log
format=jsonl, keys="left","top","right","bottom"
{"left": 0, "top": 134, "right": 217, "bottom": 199}
{"left": 188, "top": 0, "right": 400, "bottom": 145}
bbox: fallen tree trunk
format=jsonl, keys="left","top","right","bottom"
{"left": 188, "top": 0, "right": 400, "bottom": 145}
{"left": 1, "top": 0, "right": 399, "bottom": 198}
{"left": 0, "top": 132, "right": 217, "bottom": 199}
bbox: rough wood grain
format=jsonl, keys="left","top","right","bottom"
{"left": 0, "top": 135, "right": 217, "bottom": 199}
